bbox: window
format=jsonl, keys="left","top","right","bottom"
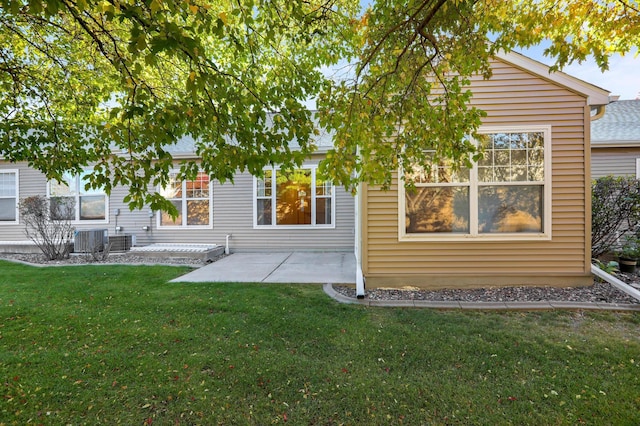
{"left": 400, "top": 126, "right": 551, "bottom": 240}
{"left": 0, "top": 170, "right": 18, "bottom": 224}
{"left": 48, "top": 171, "right": 107, "bottom": 222}
{"left": 158, "top": 171, "right": 211, "bottom": 228}
{"left": 255, "top": 166, "right": 335, "bottom": 228}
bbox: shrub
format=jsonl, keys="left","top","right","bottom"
{"left": 591, "top": 176, "right": 640, "bottom": 257}
{"left": 19, "top": 195, "right": 74, "bottom": 260}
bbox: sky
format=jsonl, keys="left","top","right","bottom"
{"left": 354, "top": 0, "right": 640, "bottom": 100}
{"left": 517, "top": 46, "right": 640, "bottom": 100}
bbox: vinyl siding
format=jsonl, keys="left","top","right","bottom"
{"left": 591, "top": 148, "right": 640, "bottom": 178}
{"left": 130, "top": 170, "right": 355, "bottom": 251}
{"left": 362, "top": 58, "right": 592, "bottom": 289}
{"left": 1, "top": 159, "right": 355, "bottom": 252}
{"left": 0, "top": 162, "right": 48, "bottom": 240}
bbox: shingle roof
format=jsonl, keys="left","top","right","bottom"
{"left": 592, "top": 100, "right": 640, "bottom": 144}
{"left": 164, "top": 113, "right": 334, "bottom": 156}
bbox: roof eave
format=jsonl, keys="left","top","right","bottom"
{"left": 495, "top": 50, "right": 611, "bottom": 105}
{"left": 591, "top": 141, "right": 640, "bottom": 148}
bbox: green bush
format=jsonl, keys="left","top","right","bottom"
{"left": 592, "top": 176, "right": 640, "bottom": 257}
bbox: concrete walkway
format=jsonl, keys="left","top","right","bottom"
{"left": 171, "top": 251, "right": 356, "bottom": 284}
{"left": 170, "top": 252, "right": 640, "bottom": 311}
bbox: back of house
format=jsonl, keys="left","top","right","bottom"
{"left": 0, "top": 151, "right": 356, "bottom": 254}
{"left": 358, "top": 51, "right": 610, "bottom": 290}
{"left": 2, "top": 50, "right": 613, "bottom": 293}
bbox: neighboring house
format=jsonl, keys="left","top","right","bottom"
{"left": 591, "top": 99, "right": 640, "bottom": 178}
{"left": 0, "top": 134, "right": 356, "bottom": 253}
{"left": 1, "top": 50, "right": 611, "bottom": 294}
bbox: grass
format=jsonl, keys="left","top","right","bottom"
{"left": 1, "top": 260, "right": 639, "bottom": 425}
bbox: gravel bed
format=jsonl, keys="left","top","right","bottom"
{"left": 334, "top": 276, "right": 640, "bottom": 305}
{"left": 0, "top": 252, "right": 217, "bottom": 267}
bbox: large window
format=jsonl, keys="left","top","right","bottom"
{"left": 401, "top": 126, "right": 551, "bottom": 240}
{"left": 255, "top": 166, "right": 335, "bottom": 228}
{"left": 158, "top": 171, "right": 211, "bottom": 228}
{"left": 0, "top": 170, "right": 18, "bottom": 224}
{"left": 49, "top": 171, "right": 107, "bottom": 222}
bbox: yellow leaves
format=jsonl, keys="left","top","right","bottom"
{"left": 99, "top": 1, "right": 116, "bottom": 14}
{"left": 189, "top": 4, "right": 199, "bottom": 14}
{"left": 135, "top": 35, "right": 147, "bottom": 52}
{"left": 218, "top": 11, "right": 228, "bottom": 25}
{"left": 150, "top": 0, "right": 166, "bottom": 14}
{"left": 76, "top": 0, "right": 88, "bottom": 12}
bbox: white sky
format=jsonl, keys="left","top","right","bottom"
{"left": 518, "top": 46, "right": 640, "bottom": 100}
{"left": 355, "top": 0, "right": 640, "bottom": 100}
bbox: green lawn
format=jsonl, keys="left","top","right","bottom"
{"left": 1, "top": 260, "right": 639, "bottom": 425}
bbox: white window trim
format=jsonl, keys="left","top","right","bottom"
{"left": 253, "top": 165, "right": 336, "bottom": 229}
{"left": 399, "top": 125, "right": 552, "bottom": 242}
{"left": 0, "top": 169, "right": 19, "bottom": 225}
{"left": 46, "top": 171, "right": 109, "bottom": 225}
{"left": 635, "top": 158, "right": 640, "bottom": 179}
{"left": 156, "top": 171, "right": 213, "bottom": 229}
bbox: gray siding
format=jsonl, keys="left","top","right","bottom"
{"left": 1, "top": 160, "right": 355, "bottom": 252}
{"left": 591, "top": 148, "right": 640, "bottom": 179}
{"left": 0, "top": 162, "right": 48, "bottom": 241}
{"left": 132, "top": 172, "right": 354, "bottom": 251}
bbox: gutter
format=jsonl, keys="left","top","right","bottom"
{"left": 591, "top": 264, "right": 640, "bottom": 302}
{"left": 590, "top": 104, "right": 606, "bottom": 121}
{"left": 590, "top": 141, "right": 640, "bottom": 149}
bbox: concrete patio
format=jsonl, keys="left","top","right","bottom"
{"left": 171, "top": 251, "right": 356, "bottom": 284}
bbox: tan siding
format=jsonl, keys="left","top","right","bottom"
{"left": 362, "top": 57, "right": 592, "bottom": 289}
{"left": 591, "top": 148, "right": 640, "bottom": 178}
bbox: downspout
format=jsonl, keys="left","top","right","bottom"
{"left": 355, "top": 184, "right": 365, "bottom": 298}
{"left": 590, "top": 95, "right": 616, "bottom": 122}
{"left": 225, "top": 234, "right": 232, "bottom": 255}
{"left": 590, "top": 104, "right": 606, "bottom": 121}
{"left": 591, "top": 264, "right": 640, "bottom": 301}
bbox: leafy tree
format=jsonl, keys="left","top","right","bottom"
{"left": 1, "top": 0, "right": 639, "bottom": 212}
{"left": 0, "top": 0, "right": 357, "bottom": 212}
{"left": 319, "top": 0, "right": 640, "bottom": 191}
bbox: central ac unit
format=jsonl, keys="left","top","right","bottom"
{"left": 74, "top": 229, "right": 108, "bottom": 253}
{"left": 109, "top": 234, "right": 133, "bottom": 252}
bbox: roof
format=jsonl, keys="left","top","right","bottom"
{"left": 164, "top": 114, "right": 335, "bottom": 156}
{"left": 591, "top": 100, "right": 640, "bottom": 146}
{"left": 496, "top": 50, "right": 611, "bottom": 106}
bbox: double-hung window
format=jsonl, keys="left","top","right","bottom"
{"left": 401, "top": 126, "right": 551, "bottom": 240}
{"left": 0, "top": 170, "right": 19, "bottom": 224}
{"left": 158, "top": 171, "right": 211, "bottom": 228}
{"left": 49, "top": 171, "right": 107, "bottom": 222}
{"left": 255, "top": 166, "right": 335, "bottom": 228}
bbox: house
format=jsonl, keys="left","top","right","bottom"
{"left": 0, "top": 134, "right": 356, "bottom": 254}
{"left": 355, "top": 51, "right": 610, "bottom": 293}
{"left": 591, "top": 99, "right": 640, "bottom": 178}
{"left": 1, "top": 50, "right": 611, "bottom": 295}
